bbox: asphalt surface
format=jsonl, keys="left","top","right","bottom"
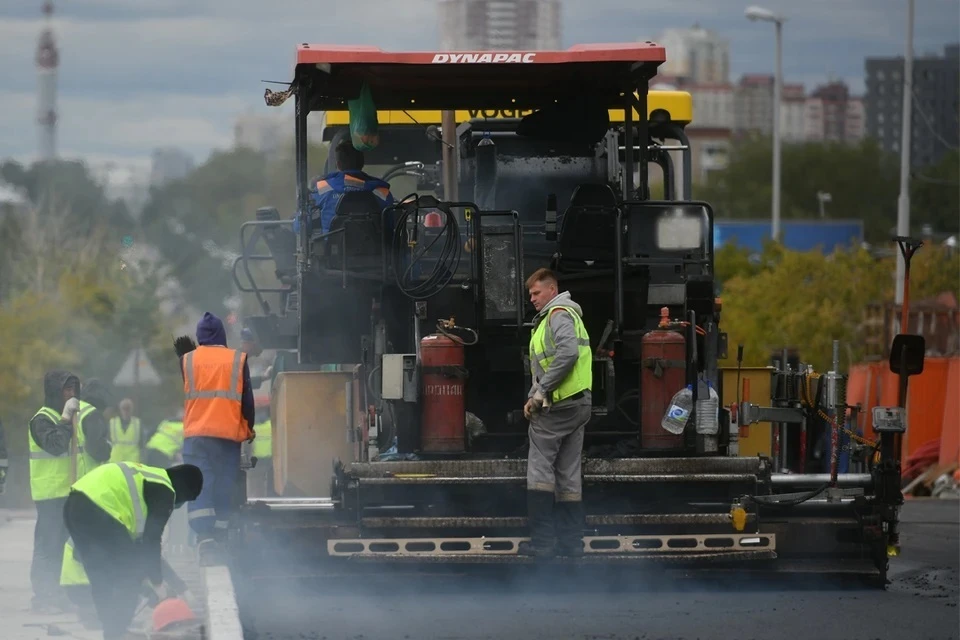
{"left": 239, "top": 500, "right": 959, "bottom": 640}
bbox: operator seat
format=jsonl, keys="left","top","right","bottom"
{"left": 555, "top": 183, "right": 619, "bottom": 271}
{"left": 319, "top": 191, "right": 386, "bottom": 270}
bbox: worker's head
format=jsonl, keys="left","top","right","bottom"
{"left": 166, "top": 464, "right": 203, "bottom": 507}
{"left": 196, "top": 311, "right": 227, "bottom": 347}
{"left": 119, "top": 398, "right": 134, "bottom": 420}
{"left": 335, "top": 140, "right": 365, "bottom": 172}
{"left": 240, "top": 327, "right": 262, "bottom": 357}
{"left": 62, "top": 375, "right": 79, "bottom": 402}
{"left": 526, "top": 268, "right": 560, "bottom": 312}
{"left": 45, "top": 371, "right": 80, "bottom": 406}
{"left": 80, "top": 378, "right": 114, "bottom": 411}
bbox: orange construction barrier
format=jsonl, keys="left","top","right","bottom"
{"left": 846, "top": 356, "right": 959, "bottom": 468}
{"left": 939, "top": 357, "right": 960, "bottom": 468}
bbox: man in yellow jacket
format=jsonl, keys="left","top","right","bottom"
{"left": 109, "top": 398, "right": 143, "bottom": 463}
{"left": 61, "top": 462, "right": 202, "bottom": 639}
{"left": 518, "top": 268, "right": 592, "bottom": 559}
{"left": 28, "top": 371, "right": 112, "bottom": 613}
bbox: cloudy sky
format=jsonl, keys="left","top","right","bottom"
{"left": 1, "top": 0, "right": 957, "bottom": 171}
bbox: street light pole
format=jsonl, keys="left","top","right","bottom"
{"left": 772, "top": 19, "right": 783, "bottom": 242}
{"left": 895, "top": 0, "right": 914, "bottom": 305}
{"left": 746, "top": 6, "right": 786, "bottom": 243}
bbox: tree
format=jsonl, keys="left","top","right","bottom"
{"left": 912, "top": 149, "right": 960, "bottom": 234}
{"left": 717, "top": 244, "right": 891, "bottom": 371}
{"left": 0, "top": 159, "right": 131, "bottom": 234}
{"left": 908, "top": 242, "right": 960, "bottom": 301}
{"left": 0, "top": 164, "right": 185, "bottom": 506}
{"left": 715, "top": 238, "right": 959, "bottom": 373}
{"left": 714, "top": 243, "right": 763, "bottom": 287}
{"left": 138, "top": 142, "right": 328, "bottom": 317}
{"left": 696, "top": 137, "right": 902, "bottom": 243}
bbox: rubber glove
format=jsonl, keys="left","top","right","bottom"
{"left": 61, "top": 398, "right": 81, "bottom": 422}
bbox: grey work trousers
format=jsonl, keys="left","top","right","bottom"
{"left": 526, "top": 401, "right": 591, "bottom": 501}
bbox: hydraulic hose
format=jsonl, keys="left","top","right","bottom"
{"left": 388, "top": 193, "right": 462, "bottom": 301}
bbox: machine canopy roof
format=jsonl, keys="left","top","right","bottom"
{"left": 289, "top": 43, "right": 666, "bottom": 112}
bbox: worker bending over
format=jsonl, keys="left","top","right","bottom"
{"left": 29, "top": 371, "right": 112, "bottom": 613}
{"left": 62, "top": 462, "right": 202, "bottom": 639}
{"left": 178, "top": 312, "right": 255, "bottom": 565}
{"left": 518, "top": 268, "right": 592, "bottom": 558}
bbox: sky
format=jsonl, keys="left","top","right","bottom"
{"left": 0, "top": 0, "right": 957, "bottom": 172}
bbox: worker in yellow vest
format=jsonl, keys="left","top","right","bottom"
{"left": 109, "top": 398, "right": 143, "bottom": 463}
{"left": 28, "top": 371, "right": 111, "bottom": 614}
{"left": 61, "top": 462, "right": 203, "bottom": 639}
{"left": 250, "top": 399, "right": 274, "bottom": 496}
{"left": 518, "top": 268, "right": 592, "bottom": 559}
{"left": 59, "top": 379, "right": 115, "bottom": 626}
{"left": 145, "top": 410, "right": 185, "bottom": 469}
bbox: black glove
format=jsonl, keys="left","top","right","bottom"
{"left": 174, "top": 336, "right": 197, "bottom": 358}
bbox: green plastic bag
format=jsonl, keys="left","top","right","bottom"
{"left": 348, "top": 82, "right": 379, "bottom": 151}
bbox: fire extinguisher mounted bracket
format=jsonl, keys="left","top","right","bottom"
{"left": 642, "top": 357, "right": 686, "bottom": 379}
{"left": 421, "top": 364, "right": 470, "bottom": 379}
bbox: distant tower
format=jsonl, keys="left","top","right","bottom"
{"left": 36, "top": 0, "right": 59, "bottom": 161}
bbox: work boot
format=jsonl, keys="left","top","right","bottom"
{"left": 517, "top": 490, "right": 556, "bottom": 558}
{"left": 555, "top": 500, "right": 585, "bottom": 557}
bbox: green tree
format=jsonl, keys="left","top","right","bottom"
{"left": 0, "top": 159, "right": 131, "bottom": 233}
{"left": 696, "top": 137, "right": 901, "bottom": 242}
{"left": 0, "top": 166, "right": 182, "bottom": 506}
{"left": 908, "top": 242, "right": 960, "bottom": 301}
{"left": 715, "top": 239, "right": 960, "bottom": 372}
{"left": 714, "top": 243, "right": 762, "bottom": 287}
{"left": 139, "top": 143, "right": 329, "bottom": 316}
{"left": 912, "top": 149, "right": 960, "bottom": 233}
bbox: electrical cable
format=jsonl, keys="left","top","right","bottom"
{"left": 387, "top": 193, "right": 462, "bottom": 300}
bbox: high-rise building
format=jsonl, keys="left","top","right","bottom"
{"left": 734, "top": 74, "right": 775, "bottom": 135}
{"left": 780, "top": 84, "right": 807, "bottom": 142}
{"left": 865, "top": 44, "right": 960, "bottom": 168}
{"left": 689, "top": 84, "right": 735, "bottom": 130}
{"left": 35, "top": 1, "right": 58, "bottom": 162}
{"left": 804, "top": 81, "right": 863, "bottom": 144}
{"left": 438, "top": 0, "right": 561, "bottom": 51}
{"left": 656, "top": 25, "right": 730, "bottom": 85}
{"left": 685, "top": 84, "right": 735, "bottom": 185}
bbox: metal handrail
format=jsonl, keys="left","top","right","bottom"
{"left": 234, "top": 219, "right": 297, "bottom": 314}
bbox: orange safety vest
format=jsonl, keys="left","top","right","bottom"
{"left": 182, "top": 346, "right": 251, "bottom": 442}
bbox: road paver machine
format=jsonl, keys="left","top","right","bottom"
{"left": 232, "top": 42, "right": 908, "bottom": 585}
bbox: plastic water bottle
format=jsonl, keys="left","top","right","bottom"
{"left": 695, "top": 382, "right": 720, "bottom": 435}
{"left": 661, "top": 384, "right": 694, "bottom": 434}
